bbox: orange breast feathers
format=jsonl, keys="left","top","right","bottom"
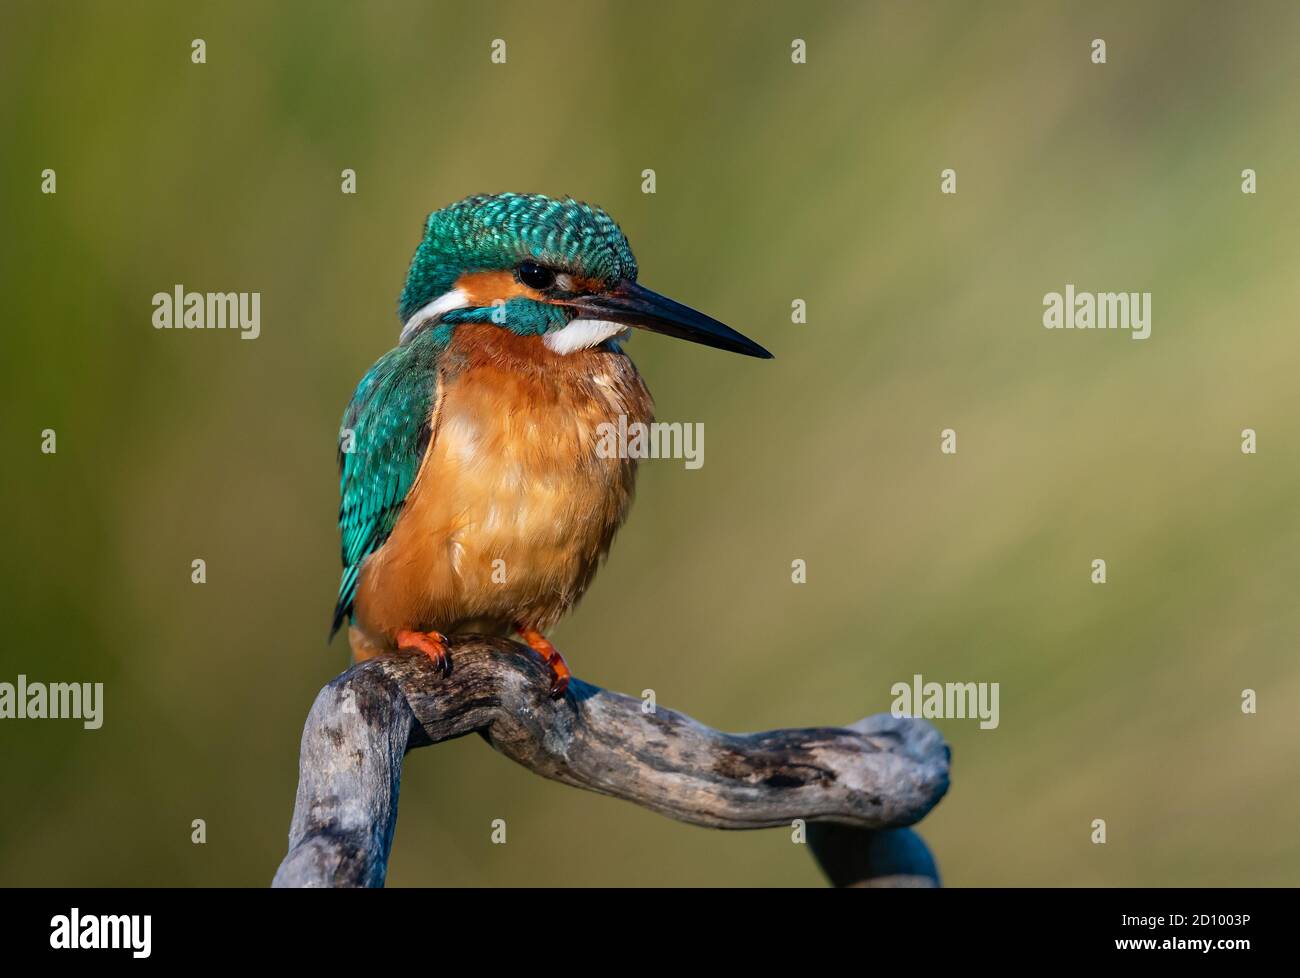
{"left": 349, "top": 325, "right": 655, "bottom": 653}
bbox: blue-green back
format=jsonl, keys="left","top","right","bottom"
{"left": 330, "top": 332, "right": 443, "bottom": 637}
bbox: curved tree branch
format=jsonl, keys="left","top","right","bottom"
{"left": 272, "top": 636, "right": 950, "bottom": 887}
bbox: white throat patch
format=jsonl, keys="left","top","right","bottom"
{"left": 543, "top": 318, "right": 631, "bottom": 355}
{"left": 399, "top": 287, "right": 470, "bottom": 345}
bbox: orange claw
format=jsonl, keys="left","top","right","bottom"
{"left": 396, "top": 629, "right": 452, "bottom": 677}
{"left": 515, "top": 625, "right": 571, "bottom": 699}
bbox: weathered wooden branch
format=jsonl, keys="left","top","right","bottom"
{"left": 272, "top": 636, "right": 950, "bottom": 887}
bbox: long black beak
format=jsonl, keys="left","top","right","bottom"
{"left": 565, "top": 280, "right": 773, "bottom": 359}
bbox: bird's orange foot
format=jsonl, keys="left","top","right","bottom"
{"left": 396, "top": 629, "right": 452, "bottom": 678}
{"left": 515, "top": 625, "right": 571, "bottom": 699}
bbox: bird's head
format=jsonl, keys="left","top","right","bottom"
{"left": 396, "top": 193, "right": 772, "bottom": 359}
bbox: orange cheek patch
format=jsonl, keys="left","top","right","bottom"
{"left": 454, "top": 270, "right": 547, "bottom": 307}
{"left": 566, "top": 274, "right": 607, "bottom": 294}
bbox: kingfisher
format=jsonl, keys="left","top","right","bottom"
{"left": 330, "top": 193, "right": 771, "bottom": 697}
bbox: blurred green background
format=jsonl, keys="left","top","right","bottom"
{"left": 2, "top": 0, "right": 1298, "bottom": 887}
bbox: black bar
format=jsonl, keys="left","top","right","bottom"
{"left": 0, "top": 886, "right": 1281, "bottom": 965}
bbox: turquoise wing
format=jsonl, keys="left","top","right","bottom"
{"left": 330, "top": 344, "right": 440, "bottom": 639}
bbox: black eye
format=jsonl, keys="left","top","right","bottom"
{"left": 517, "top": 261, "right": 556, "bottom": 291}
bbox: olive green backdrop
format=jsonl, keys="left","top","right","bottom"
{"left": 2, "top": 0, "right": 1297, "bottom": 886}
